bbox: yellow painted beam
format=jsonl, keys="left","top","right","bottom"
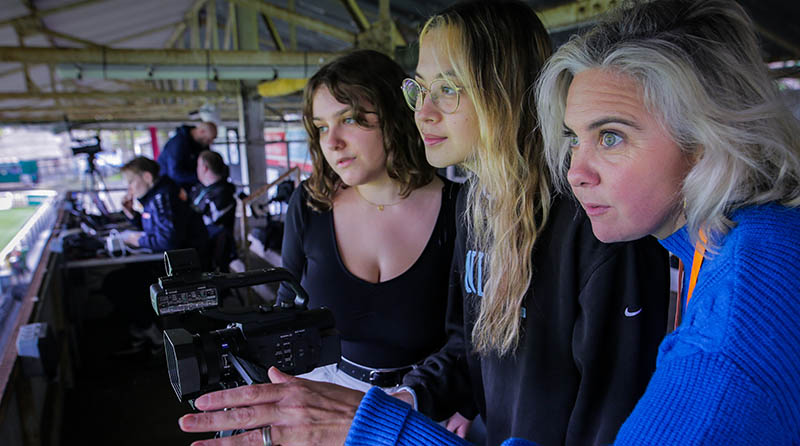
{"left": 257, "top": 78, "right": 307, "bottom": 97}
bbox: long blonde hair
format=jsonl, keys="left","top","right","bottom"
{"left": 421, "top": 0, "right": 553, "bottom": 356}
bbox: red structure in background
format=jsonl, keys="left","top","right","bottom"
{"left": 149, "top": 126, "right": 160, "bottom": 159}
{"left": 265, "top": 130, "right": 288, "bottom": 169}
{"left": 265, "top": 129, "right": 312, "bottom": 173}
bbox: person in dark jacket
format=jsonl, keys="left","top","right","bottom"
{"left": 120, "top": 156, "right": 208, "bottom": 253}
{"left": 104, "top": 156, "right": 209, "bottom": 354}
{"left": 190, "top": 150, "right": 237, "bottom": 271}
{"left": 156, "top": 121, "right": 217, "bottom": 191}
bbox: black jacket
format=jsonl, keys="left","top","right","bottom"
{"left": 157, "top": 125, "right": 204, "bottom": 190}
{"left": 130, "top": 176, "right": 208, "bottom": 254}
{"left": 403, "top": 188, "right": 670, "bottom": 446}
{"left": 190, "top": 179, "right": 236, "bottom": 240}
{"left": 190, "top": 179, "right": 237, "bottom": 270}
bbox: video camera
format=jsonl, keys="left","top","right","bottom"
{"left": 150, "top": 249, "right": 340, "bottom": 404}
{"left": 71, "top": 136, "right": 102, "bottom": 156}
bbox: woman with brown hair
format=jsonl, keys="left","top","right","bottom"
{"left": 274, "top": 49, "right": 461, "bottom": 394}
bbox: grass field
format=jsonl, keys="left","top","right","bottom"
{"left": 0, "top": 206, "right": 37, "bottom": 251}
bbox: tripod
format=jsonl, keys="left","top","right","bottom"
{"left": 81, "top": 152, "right": 113, "bottom": 216}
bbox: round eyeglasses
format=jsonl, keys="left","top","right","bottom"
{"left": 401, "top": 78, "right": 463, "bottom": 114}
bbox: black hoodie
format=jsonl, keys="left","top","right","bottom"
{"left": 403, "top": 187, "right": 670, "bottom": 446}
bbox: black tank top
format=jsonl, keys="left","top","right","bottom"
{"left": 277, "top": 178, "right": 461, "bottom": 368}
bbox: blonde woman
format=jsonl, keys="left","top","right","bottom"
{"left": 177, "top": 2, "right": 669, "bottom": 445}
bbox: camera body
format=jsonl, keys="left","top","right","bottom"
{"left": 104, "top": 230, "right": 126, "bottom": 257}
{"left": 164, "top": 306, "right": 339, "bottom": 402}
{"left": 71, "top": 137, "right": 102, "bottom": 156}
{"left": 151, "top": 249, "right": 340, "bottom": 402}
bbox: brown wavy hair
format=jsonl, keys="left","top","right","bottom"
{"left": 301, "top": 49, "right": 434, "bottom": 211}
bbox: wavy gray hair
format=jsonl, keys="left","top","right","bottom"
{"left": 536, "top": 0, "right": 800, "bottom": 248}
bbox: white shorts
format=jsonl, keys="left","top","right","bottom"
{"left": 297, "top": 362, "right": 406, "bottom": 393}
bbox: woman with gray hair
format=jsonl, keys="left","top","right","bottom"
{"left": 537, "top": 0, "right": 800, "bottom": 443}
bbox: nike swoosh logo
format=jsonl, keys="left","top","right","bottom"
{"left": 624, "top": 307, "right": 642, "bottom": 317}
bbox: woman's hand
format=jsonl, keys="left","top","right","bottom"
{"left": 179, "top": 367, "right": 365, "bottom": 446}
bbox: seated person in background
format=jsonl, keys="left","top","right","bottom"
{"left": 191, "top": 150, "right": 237, "bottom": 272}
{"left": 104, "top": 156, "right": 209, "bottom": 354}
{"left": 156, "top": 121, "right": 217, "bottom": 192}
{"left": 120, "top": 156, "right": 208, "bottom": 254}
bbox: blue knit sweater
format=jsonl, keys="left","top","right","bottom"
{"left": 615, "top": 204, "right": 800, "bottom": 444}
{"left": 345, "top": 204, "right": 800, "bottom": 446}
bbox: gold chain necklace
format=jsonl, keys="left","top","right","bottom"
{"left": 353, "top": 186, "right": 404, "bottom": 211}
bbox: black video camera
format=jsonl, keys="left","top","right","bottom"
{"left": 150, "top": 249, "right": 340, "bottom": 404}
{"left": 71, "top": 136, "right": 102, "bottom": 156}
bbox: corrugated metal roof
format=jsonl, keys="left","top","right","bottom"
{"left": 0, "top": 0, "right": 796, "bottom": 127}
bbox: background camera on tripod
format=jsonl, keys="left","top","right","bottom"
{"left": 70, "top": 137, "right": 102, "bottom": 156}
{"left": 70, "top": 135, "right": 113, "bottom": 216}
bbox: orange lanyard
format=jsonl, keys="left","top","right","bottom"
{"left": 673, "top": 232, "right": 707, "bottom": 330}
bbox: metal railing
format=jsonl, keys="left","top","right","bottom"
{"left": 238, "top": 167, "right": 300, "bottom": 264}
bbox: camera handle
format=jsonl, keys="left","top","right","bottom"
{"left": 202, "top": 267, "right": 309, "bottom": 309}
{"left": 166, "top": 250, "right": 309, "bottom": 308}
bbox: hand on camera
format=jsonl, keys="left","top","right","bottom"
{"left": 178, "top": 367, "right": 365, "bottom": 446}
